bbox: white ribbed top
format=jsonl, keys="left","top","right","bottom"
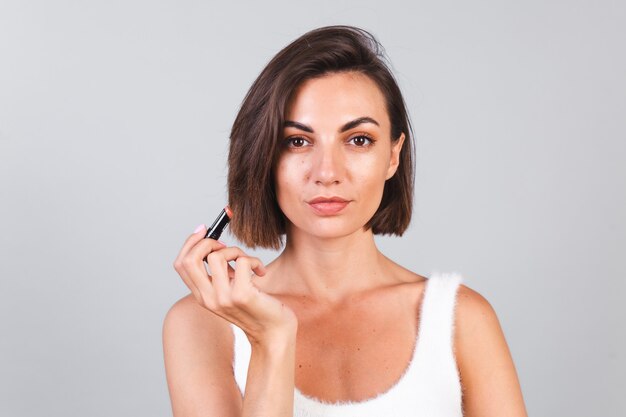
{"left": 230, "top": 271, "right": 464, "bottom": 417}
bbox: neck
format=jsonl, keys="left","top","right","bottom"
{"left": 269, "top": 225, "right": 394, "bottom": 305}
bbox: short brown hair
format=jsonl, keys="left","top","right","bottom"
{"left": 227, "top": 25, "right": 415, "bottom": 249}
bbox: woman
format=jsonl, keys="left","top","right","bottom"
{"left": 163, "top": 25, "right": 527, "bottom": 417}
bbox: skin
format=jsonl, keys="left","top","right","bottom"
{"left": 163, "top": 70, "right": 528, "bottom": 416}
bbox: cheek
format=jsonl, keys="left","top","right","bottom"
{"left": 274, "top": 157, "right": 304, "bottom": 201}
{"left": 350, "top": 155, "right": 389, "bottom": 189}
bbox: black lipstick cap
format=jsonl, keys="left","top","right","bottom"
{"left": 204, "top": 206, "right": 232, "bottom": 240}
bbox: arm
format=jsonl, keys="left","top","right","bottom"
{"left": 162, "top": 294, "right": 297, "bottom": 417}
{"left": 454, "top": 285, "right": 528, "bottom": 417}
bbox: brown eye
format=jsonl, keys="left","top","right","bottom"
{"left": 285, "top": 136, "right": 310, "bottom": 148}
{"left": 349, "top": 135, "right": 375, "bottom": 147}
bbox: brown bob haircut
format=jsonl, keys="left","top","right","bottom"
{"left": 227, "top": 25, "right": 415, "bottom": 249}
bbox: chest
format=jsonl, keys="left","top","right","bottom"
{"left": 289, "top": 287, "right": 424, "bottom": 403}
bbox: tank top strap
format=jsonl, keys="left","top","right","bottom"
{"left": 231, "top": 323, "right": 250, "bottom": 395}
{"left": 416, "top": 271, "right": 463, "bottom": 355}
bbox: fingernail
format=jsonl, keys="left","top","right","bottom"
{"left": 193, "top": 224, "right": 205, "bottom": 234}
{"left": 217, "top": 240, "right": 227, "bottom": 246}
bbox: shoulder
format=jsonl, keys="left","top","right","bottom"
{"left": 453, "top": 283, "right": 528, "bottom": 416}
{"left": 162, "top": 294, "right": 235, "bottom": 374}
{"left": 162, "top": 294, "right": 242, "bottom": 415}
{"left": 163, "top": 293, "right": 234, "bottom": 351}
{"left": 453, "top": 283, "right": 503, "bottom": 365}
{"left": 454, "top": 283, "right": 498, "bottom": 332}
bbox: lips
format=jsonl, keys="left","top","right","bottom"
{"left": 308, "top": 196, "right": 349, "bottom": 204}
{"left": 307, "top": 196, "right": 351, "bottom": 215}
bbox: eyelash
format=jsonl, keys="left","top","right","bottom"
{"left": 283, "top": 134, "right": 376, "bottom": 148}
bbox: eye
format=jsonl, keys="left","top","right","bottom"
{"left": 348, "top": 134, "right": 375, "bottom": 147}
{"left": 283, "top": 136, "right": 311, "bottom": 148}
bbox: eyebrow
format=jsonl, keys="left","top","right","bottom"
{"left": 283, "top": 116, "right": 380, "bottom": 133}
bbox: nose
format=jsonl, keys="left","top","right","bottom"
{"left": 310, "top": 142, "right": 345, "bottom": 186}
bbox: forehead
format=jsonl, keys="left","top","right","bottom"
{"left": 285, "top": 72, "right": 388, "bottom": 128}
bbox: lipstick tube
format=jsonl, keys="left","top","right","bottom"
{"left": 204, "top": 206, "right": 233, "bottom": 240}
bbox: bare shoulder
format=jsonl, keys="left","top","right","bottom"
{"left": 163, "top": 293, "right": 234, "bottom": 350}
{"left": 453, "top": 283, "right": 528, "bottom": 417}
{"left": 455, "top": 284, "right": 497, "bottom": 333}
{"left": 162, "top": 294, "right": 241, "bottom": 417}
{"left": 453, "top": 283, "right": 507, "bottom": 370}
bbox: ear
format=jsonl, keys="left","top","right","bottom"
{"left": 386, "top": 132, "right": 405, "bottom": 180}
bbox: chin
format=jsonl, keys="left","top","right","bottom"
{"left": 290, "top": 217, "right": 370, "bottom": 240}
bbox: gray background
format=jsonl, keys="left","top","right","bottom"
{"left": 1, "top": 1, "right": 624, "bottom": 416}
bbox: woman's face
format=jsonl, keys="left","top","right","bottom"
{"left": 274, "top": 71, "right": 405, "bottom": 240}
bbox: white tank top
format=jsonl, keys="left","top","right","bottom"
{"left": 230, "top": 271, "right": 464, "bottom": 416}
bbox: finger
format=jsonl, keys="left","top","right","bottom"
{"left": 182, "top": 249, "right": 217, "bottom": 309}
{"left": 252, "top": 261, "right": 267, "bottom": 277}
{"left": 174, "top": 224, "right": 207, "bottom": 263}
{"left": 206, "top": 248, "right": 243, "bottom": 300}
{"left": 173, "top": 229, "right": 208, "bottom": 302}
{"left": 206, "top": 245, "right": 252, "bottom": 286}
{"left": 174, "top": 224, "right": 225, "bottom": 268}
{"left": 232, "top": 255, "right": 266, "bottom": 295}
{"left": 201, "top": 238, "right": 227, "bottom": 263}
{"left": 187, "top": 236, "right": 228, "bottom": 264}
{"left": 174, "top": 255, "right": 203, "bottom": 295}
{"left": 178, "top": 267, "right": 202, "bottom": 303}
{"left": 183, "top": 237, "right": 227, "bottom": 308}
{"left": 214, "top": 248, "right": 266, "bottom": 277}
{"left": 174, "top": 225, "right": 226, "bottom": 304}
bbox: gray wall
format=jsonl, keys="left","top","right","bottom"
{"left": 1, "top": 1, "right": 624, "bottom": 416}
